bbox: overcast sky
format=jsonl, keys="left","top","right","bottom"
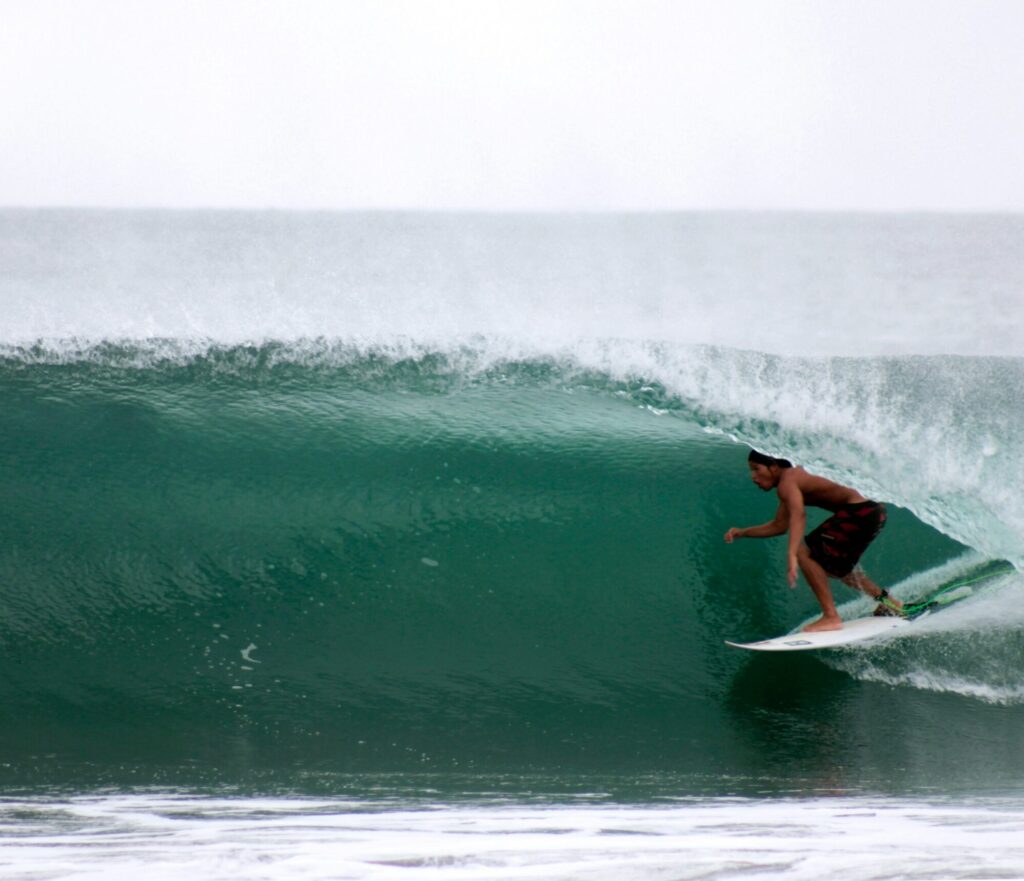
{"left": 3, "top": 0, "right": 1023, "bottom": 211}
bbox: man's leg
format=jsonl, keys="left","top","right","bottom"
{"left": 797, "top": 543, "right": 843, "bottom": 632}
{"left": 841, "top": 568, "right": 903, "bottom": 613}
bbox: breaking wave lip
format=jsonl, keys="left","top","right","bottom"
{"left": 4, "top": 335, "right": 1024, "bottom": 565}
{"left": 0, "top": 336, "right": 481, "bottom": 368}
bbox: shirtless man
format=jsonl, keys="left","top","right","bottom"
{"left": 724, "top": 450, "right": 900, "bottom": 632}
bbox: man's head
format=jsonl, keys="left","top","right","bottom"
{"left": 747, "top": 449, "right": 792, "bottom": 491}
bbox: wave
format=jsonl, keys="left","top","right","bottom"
{"left": 2, "top": 210, "right": 1023, "bottom": 785}
{"left": 4, "top": 337, "right": 1022, "bottom": 559}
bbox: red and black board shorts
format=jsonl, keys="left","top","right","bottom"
{"left": 804, "top": 501, "right": 887, "bottom": 578}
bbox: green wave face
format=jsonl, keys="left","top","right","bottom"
{"left": 1, "top": 347, "right": 1019, "bottom": 794}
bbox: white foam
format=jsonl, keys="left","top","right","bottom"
{"left": 823, "top": 556, "right": 1024, "bottom": 702}
{"left": 2, "top": 793, "right": 1024, "bottom": 881}
{"left": 848, "top": 666, "right": 1024, "bottom": 706}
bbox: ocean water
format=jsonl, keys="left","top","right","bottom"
{"left": 1, "top": 209, "right": 1023, "bottom": 879}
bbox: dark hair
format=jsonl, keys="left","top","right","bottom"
{"left": 747, "top": 449, "right": 793, "bottom": 468}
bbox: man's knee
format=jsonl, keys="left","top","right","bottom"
{"left": 841, "top": 569, "right": 865, "bottom": 589}
{"left": 797, "top": 542, "right": 824, "bottom": 574}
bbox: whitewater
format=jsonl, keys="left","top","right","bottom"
{"left": 1, "top": 209, "right": 1023, "bottom": 879}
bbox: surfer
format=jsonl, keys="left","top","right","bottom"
{"left": 724, "top": 450, "right": 901, "bottom": 632}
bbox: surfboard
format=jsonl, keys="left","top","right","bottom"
{"left": 726, "top": 561, "right": 1015, "bottom": 652}
{"left": 726, "top": 614, "right": 911, "bottom": 652}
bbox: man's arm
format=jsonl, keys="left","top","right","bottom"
{"left": 724, "top": 502, "right": 789, "bottom": 543}
{"left": 776, "top": 476, "right": 806, "bottom": 587}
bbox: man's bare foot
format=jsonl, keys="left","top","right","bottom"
{"left": 803, "top": 615, "right": 843, "bottom": 633}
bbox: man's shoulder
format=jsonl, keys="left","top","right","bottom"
{"left": 778, "top": 466, "right": 809, "bottom": 487}
{"left": 774, "top": 468, "right": 805, "bottom": 500}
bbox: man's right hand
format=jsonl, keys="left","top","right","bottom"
{"left": 724, "top": 527, "right": 744, "bottom": 543}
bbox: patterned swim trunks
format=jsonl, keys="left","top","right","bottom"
{"left": 804, "top": 501, "right": 887, "bottom": 578}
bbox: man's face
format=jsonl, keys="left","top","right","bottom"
{"left": 748, "top": 462, "right": 777, "bottom": 491}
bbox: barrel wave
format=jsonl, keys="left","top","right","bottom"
{"left": 1, "top": 339, "right": 1022, "bottom": 793}
{"left": 1, "top": 210, "right": 1022, "bottom": 795}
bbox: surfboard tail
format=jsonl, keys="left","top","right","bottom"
{"left": 904, "top": 585, "right": 974, "bottom": 619}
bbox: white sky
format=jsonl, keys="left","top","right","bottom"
{"left": 3, "top": 0, "right": 1023, "bottom": 211}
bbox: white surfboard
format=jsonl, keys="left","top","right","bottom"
{"left": 726, "top": 615, "right": 911, "bottom": 652}
{"left": 725, "top": 564, "right": 1011, "bottom": 652}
